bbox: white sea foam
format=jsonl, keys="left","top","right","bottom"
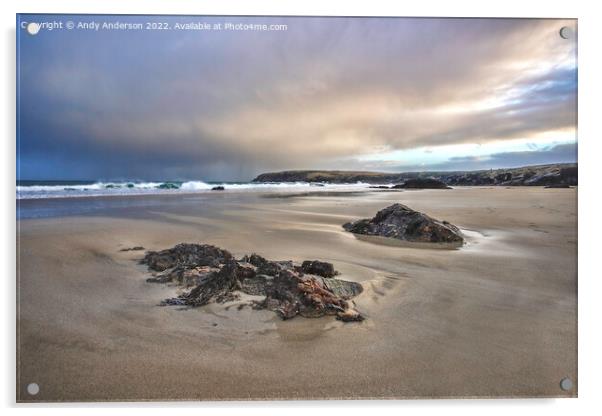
{"left": 16, "top": 181, "right": 373, "bottom": 199}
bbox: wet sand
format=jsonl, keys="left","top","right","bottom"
{"left": 16, "top": 187, "right": 577, "bottom": 401}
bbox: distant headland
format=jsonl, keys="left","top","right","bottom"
{"left": 253, "top": 163, "right": 577, "bottom": 187}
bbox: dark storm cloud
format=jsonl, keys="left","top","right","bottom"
{"left": 17, "top": 15, "right": 577, "bottom": 180}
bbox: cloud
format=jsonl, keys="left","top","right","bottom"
{"left": 378, "top": 142, "right": 577, "bottom": 172}
{"left": 17, "top": 16, "right": 577, "bottom": 180}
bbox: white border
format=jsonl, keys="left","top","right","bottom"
{"left": 3, "top": 0, "right": 601, "bottom": 414}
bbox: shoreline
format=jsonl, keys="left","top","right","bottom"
{"left": 16, "top": 182, "right": 375, "bottom": 201}
{"left": 16, "top": 183, "right": 578, "bottom": 202}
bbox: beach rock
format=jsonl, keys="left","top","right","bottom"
{"left": 343, "top": 203, "right": 463, "bottom": 244}
{"left": 166, "top": 260, "right": 241, "bottom": 307}
{"left": 236, "top": 262, "right": 257, "bottom": 280}
{"left": 393, "top": 178, "right": 451, "bottom": 189}
{"left": 258, "top": 260, "right": 294, "bottom": 276}
{"left": 368, "top": 185, "right": 391, "bottom": 189}
{"left": 322, "top": 278, "right": 363, "bottom": 299}
{"left": 143, "top": 243, "right": 364, "bottom": 322}
{"left": 211, "top": 186, "right": 225, "bottom": 191}
{"left": 145, "top": 272, "right": 172, "bottom": 284}
{"left": 240, "top": 274, "right": 273, "bottom": 296}
{"left": 239, "top": 254, "right": 296, "bottom": 276}
{"left": 258, "top": 269, "right": 364, "bottom": 321}
{"left": 147, "top": 265, "right": 221, "bottom": 286}
{"left": 300, "top": 260, "right": 338, "bottom": 278}
{"left": 119, "top": 246, "right": 145, "bottom": 252}
{"left": 240, "top": 253, "right": 268, "bottom": 267}
{"left": 179, "top": 266, "right": 221, "bottom": 286}
{"left": 141, "top": 243, "right": 233, "bottom": 271}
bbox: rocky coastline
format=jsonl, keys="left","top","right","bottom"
{"left": 252, "top": 163, "right": 577, "bottom": 187}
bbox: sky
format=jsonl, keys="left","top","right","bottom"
{"left": 17, "top": 15, "right": 577, "bottom": 181}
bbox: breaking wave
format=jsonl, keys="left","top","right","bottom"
{"left": 16, "top": 180, "right": 370, "bottom": 199}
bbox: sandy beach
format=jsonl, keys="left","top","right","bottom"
{"left": 16, "top": 187, "right": 577, "bottom": 401}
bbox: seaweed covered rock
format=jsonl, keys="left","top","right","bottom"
{"left": 142, "top": 243, "right": 233, "bottom": 271}
{"left": 164, "top": 260, "right": 242, "bottom": 306}
{"left": 300, "top": 260, "right": 338, "bottom": 278}
{"left": 142, "top": 244, "right": 364, "bottom": 322}
{"left": 343, "top": 203, "right": 463, "bottom": 244}
{"left": 257, "top": 269, "right": 363, "bottom": 321}
{"left": 120, "top": 246, "right": 145, "bottom": 252}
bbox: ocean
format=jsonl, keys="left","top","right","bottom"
{"left": 16, "top": 180, "right": 373, "bottom": 219}
{"left": 16, "top": 180, "right": 370, "bottom": 200}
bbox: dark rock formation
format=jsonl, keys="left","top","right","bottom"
{"left": 343, "top": 204, "right": 463, "bottom": 244}
{"left": 252, "top": 163, "right": 577, "bottom": 187}
{"left": 211, "top": 186, "right": 225, "bottom": 191}
{"left": 495, "top": 172, "right": 512, "bottom": 182}
{"left": 257, "top": 269, "right": 364, "bottom": 321}
{"left": 524, "top": 166, "right": 578, "bottom": 186}
{"left": 119, "top": 246, "right": 145, "bottom": 252}
{"left": 560, "top": 166, "right": 578, "bottom": 183}
{"left": 392, "top": 178, "right": 451, "bottom": 189}
{"left": 321, "top": 278, "right": 363, "bottom": 299}
{"left": 142, "top": 243, "right": 233, "bottom": 271}
{"left": 300, "top": 260, "right": 338, "bottom": 278}
{"left": 146, "top": 265, "right": 221, "bottom": 287}
{"left": 142, "top": 244, "right": 364, "bottom": 322}
{"left": 162, "top": 260, "right": 241, "bottom": 306}
{"left": 253, "top": 170, "right": 402, "bottom": 184}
